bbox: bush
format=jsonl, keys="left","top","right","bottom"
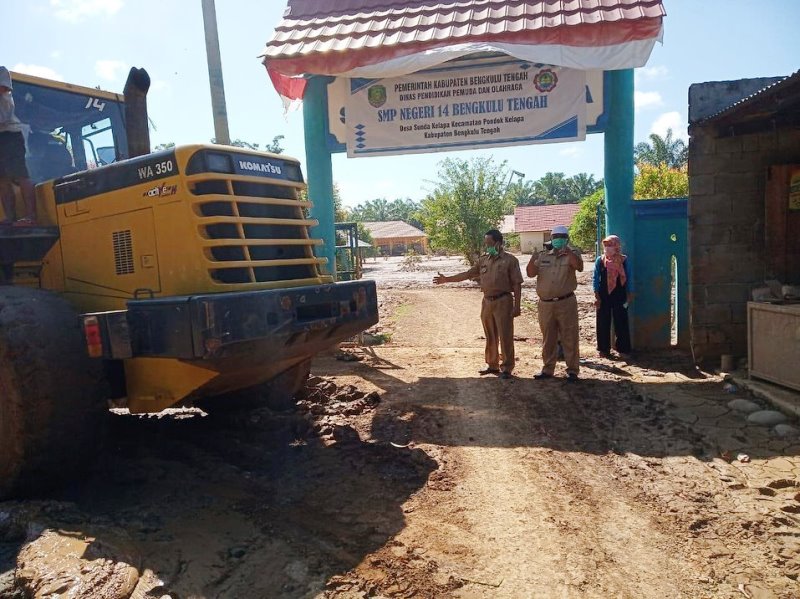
{"left": 569, "top": 188, "right": 604, "bottom": 252}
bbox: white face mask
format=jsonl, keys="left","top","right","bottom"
{"left": 603, "top": 245, "right": 617, "bottom": 257}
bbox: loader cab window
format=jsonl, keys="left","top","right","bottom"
{"left": 10, "top": 75, "right": 128, "bottom": 183}
{"left": 81, "top": 117, "right": 116, "bottom": 168}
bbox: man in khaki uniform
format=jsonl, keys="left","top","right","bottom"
{"left": 526, "top": 225, "right": 583, "bottom": 381}
{"left": 434, "top": 229, "right": 523, "bottom": 379}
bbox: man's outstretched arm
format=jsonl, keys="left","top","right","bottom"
{"left": 434, "top": 266, "right": 478, "bottom": 284}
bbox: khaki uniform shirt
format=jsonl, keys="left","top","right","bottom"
{"left": 532, "top": 248, "right": 581, "bottom": 299}
{"left": 466, "top": 250, "right": 523, "bottom": 296}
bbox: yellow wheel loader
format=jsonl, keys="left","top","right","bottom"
{"left": 0, "top": 68, "right": 378, "bottom": 498}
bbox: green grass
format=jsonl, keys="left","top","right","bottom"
{"left": 372, "top": 332, "right": 392, "bottom": 345}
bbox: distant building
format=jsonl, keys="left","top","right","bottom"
{"left": 514, "top": 204, "right": 581, "bottom": 253}
{"left": 498, "top": 214, "right": 515, "bottom": 236}
{"left": 361, "top": 220, "right": 428, "bottom": 255}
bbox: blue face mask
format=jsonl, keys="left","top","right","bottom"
{"left": 551, "top": 238, "right": 568, "bottom": 250}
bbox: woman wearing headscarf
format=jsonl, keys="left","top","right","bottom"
{"left": 593, "top": 235, "right": 631, "bottom": 358}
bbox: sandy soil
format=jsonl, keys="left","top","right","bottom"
{"left": 2, "top": 255, "right": 799, "bottom": 598}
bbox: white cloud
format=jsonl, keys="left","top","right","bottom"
{"left": 50, "top": 0, "right": 123, "bottom": 23}
{"left": 95, "top": 59, "right": 127, "bottom": 81}
{"left": 50, "top": 50, "right": 63, "bottom": 60}
{"left": 559, "top": 147, "right": 581, "bottom": 158}
{"left": 650, "top": 111, "right": 687, "bottom": 139}
{"left": 635, "top": 65, "right": 669, "bottom": 85}
{"left": 634, "top": 91, "right": 663, "bottom": 111}
{"left": 11, "top": 63, "right": 64, "bottom": 81}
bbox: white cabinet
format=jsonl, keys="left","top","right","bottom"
{"left": 748, "top": 302, "right": 800, "bottom": 391}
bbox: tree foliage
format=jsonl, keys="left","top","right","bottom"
{"left": 514, "top": 172, "right": 603, "bottom": 206}
{"left": 634, "top": 129, "right": 687, "bottom": 169}
{"left": 350, "top": 197, "right": 390, "bottom": 221}
{"left": 568, "top": 163, "right": 689, "bottom": 252}
{"left": 350, "top": 197, "right": 420, "bottom": 221}
{"left": 567, "top": 173, "right": 603, "bottom": 203}
{"left": 161, "top": 136, "right": 286, "bottom": 154}
{"left": 349, "top": 197, "right": 422, "bottom": 229}
{"left": 210, "top": 135, "right": 285, "bottom": 154}
{"left": 569, "top": 188, "right": 605, "bottom": 252}
{"left": 634, "top": 163, "right": 688, "bottom": 199}
{"left": 417, "top": 157, "right": 512, "bottom": 264}
{"left": 332, "top": 183, "right": 349, "bottom": 222}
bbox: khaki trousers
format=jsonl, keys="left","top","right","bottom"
{"left": 481, "top": 294, "right": 515, "bottom": 373}
{"left": 538, "top": 294, "right": 580, "bottom": 375}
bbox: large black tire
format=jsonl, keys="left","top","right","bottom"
{"left": 0, "top": 287, "right": 108, "bottom": 499}
{"left": 198, "top": 358, "right": 312, "bottom": 413}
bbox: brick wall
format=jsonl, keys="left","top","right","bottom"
{"left": 688, "top": 126, "right": 800, "bottom": 362}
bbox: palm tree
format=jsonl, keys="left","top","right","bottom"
{"left": 566, "top": 173, "right": 602, "bottom": 202}
{"left": 508, "top": 179, "right": 541, "bottom": 206}
{"left": 369, "top": 198, "right": 391, "bottom": 221}
{"left": 533, "top": 172, "right": 570, "bottom": 204}
{"left": 634, "top": 128, "right": 688, "bottom": 169}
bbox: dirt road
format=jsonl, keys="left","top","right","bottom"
{"left": 2, "top": 256, "right": 800, "bottom": 598}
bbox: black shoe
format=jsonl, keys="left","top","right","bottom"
{"left": 566, "top": 372, "right": 579, "bottom": 382}
{"left": 533, "top": 372, "right": 553, "bottom": 380}
{"left": 499, "top": 371, "right": 512, "bottom": 380}
{"left": 479, "top": 368, "right": 500, "bottom": 376}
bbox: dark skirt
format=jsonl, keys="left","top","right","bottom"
{"left": 0, "top": 131, "right": 29, "bottom": 180}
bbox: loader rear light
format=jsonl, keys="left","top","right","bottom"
{"left": 83, "top": 316, "right": 103, "bottom": 358}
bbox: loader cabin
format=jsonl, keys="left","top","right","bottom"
{"left": 9, "top": 71, "right": 129, "bottom": 183}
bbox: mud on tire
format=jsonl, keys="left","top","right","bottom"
{"left": 0, "top": 287, "right": 107, "bottom": 499}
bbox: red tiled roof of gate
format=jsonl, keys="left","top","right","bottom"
{"left": 263, "top": 0, "right": 665, "bottom": 74}
{"left": 514, "top": 203, "right": 581, "bottom": 232}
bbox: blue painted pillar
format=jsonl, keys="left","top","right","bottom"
{"left": 603, "top": 69, "right": 636, "bottom": 340}
{"left": 303, "top": 76, "right": 336, "bottom": 278}
{"left": 603, "top": 69, "right": 635, "bottom": 255}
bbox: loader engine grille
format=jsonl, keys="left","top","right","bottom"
{"left": 112, "top": 230, "right": 135, "bottom": 275}
{"left": 187, "top": 162, "right": 326, "bottom": 287}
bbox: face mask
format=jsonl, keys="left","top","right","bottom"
{"left": 603, "top": 245, "right": 617, "bottom": 257}
{"left": 551, "top": 238, "right": 568, "bottom": 250}
{"left": 486, "top": 246, "right": 498, "bottom": 256}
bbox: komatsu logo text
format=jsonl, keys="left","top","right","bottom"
{"left": 238, "top": 160, "right": 282, "bottom": 175}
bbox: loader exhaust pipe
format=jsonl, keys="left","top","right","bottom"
{"left": 123, "top": 67, "right": 151, "bottom": 158}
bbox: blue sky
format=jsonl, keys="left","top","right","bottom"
{"left": 2, "top": 0, "right": 798, "bottom": 207}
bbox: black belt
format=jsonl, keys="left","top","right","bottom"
{"left": 484, "top": 292, "right": 511, "bottom": 301}
{"left": 540, "top": 292, "right": 574, "bottom": 302}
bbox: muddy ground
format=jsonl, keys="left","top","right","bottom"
{"left": 2, "top": 255, "right": 800, "bottom": 598}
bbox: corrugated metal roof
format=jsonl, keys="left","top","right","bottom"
{"left": 264, "top": 0, "right": 665, "bottom": 65}
{"left": 361, "top": 220, "right": 428, "bottom": 239}
{"left": 695, "top": 70, "right": 800, "bottom": 125}
{"left": 514, "top": 203, "right": 580, "bottom": 232}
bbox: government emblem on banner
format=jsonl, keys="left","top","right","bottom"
{"left": 533, "top": 69, "right": 558, "bottom": 93}
{"left": 367, "top": 85, "right": 387, "bottom": 108}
